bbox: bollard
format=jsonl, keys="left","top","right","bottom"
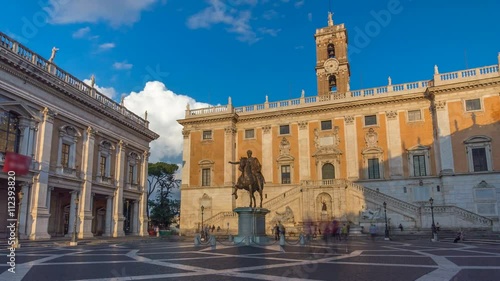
{"left": 210, "top": 235, "right": 216, "bottom": 250}
{"left": 280, "top": 233, "right": 285, "bottom": 246}
{"left": 299, "top": 234, "right": 306, "bottom": 246}
{"left": 228, "top": 234, "right": 233, "bottom": 242}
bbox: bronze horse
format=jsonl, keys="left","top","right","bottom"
{"left": 232, "top": 157, "right": 264, "bottom": 208}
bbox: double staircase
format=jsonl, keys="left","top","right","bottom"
{"left": 203, "top": 179, "right": 493, "bottom": 231}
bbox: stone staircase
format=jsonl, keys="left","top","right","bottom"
{"left": 203, "top": 179, "right": 493, "bottom": 231}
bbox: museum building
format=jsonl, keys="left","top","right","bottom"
{"left": 177, "top": 13, "right": 500, "bottom": 235}
{"left": 0, "top": 32, "right": 159, "bottom": 240}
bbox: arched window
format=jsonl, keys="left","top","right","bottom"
{"left": 0, "top": 111, "right": 21, "bottom": 153}
{"left": 322, "top": 163, "right": 335, "bottom": 179}
{"left": 327, "top": 43, "right": 335, "bottom": 58}
{"left": 329, "top": 75, "right": 337, "bottom": 92}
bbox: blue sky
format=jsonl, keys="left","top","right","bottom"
{"left": 1, "top": 0, "right": 500, "bottom": 165}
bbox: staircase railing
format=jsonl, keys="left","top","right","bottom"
{"left": 422, "top": 205, "right": 492, "bottom": 227}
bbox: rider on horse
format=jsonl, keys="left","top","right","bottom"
{"left": 229, "top": 150, "right": 265, "bottom": 207}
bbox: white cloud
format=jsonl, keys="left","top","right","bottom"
{"left": 83, "top": 79, "right": 117, "bottom": 99}
{"left": 258, "top": 27, "right": 281, "bottom": 37}
{"left": 72, "top": 27, "right": 91, "bottom": 38}
{"left": 47, "top": 0, "right": 158, "bottom": 27}
{"left": 113, "top": 61, "right": 133, "bottom": 70}
{"left": 124, "top": 81, "right": 211, "bottom": 162}
{"left": 187, "top": 0, "right": 259, "bottom": 44}
{"left": 98, "top": 43, "right": 116, "bottom": 51}
{"left": 262, "top": 9, "right": 278, "bottom": 20}
{"left": 294, "top": 0, "right": 304, "bottom": 8}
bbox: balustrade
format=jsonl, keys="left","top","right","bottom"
{"left": 0, "top": 32, "right": 148, "bottom": 128}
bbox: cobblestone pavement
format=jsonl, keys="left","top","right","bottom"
{"left": 1, "top": 237, "right": 499, "bottom": 281}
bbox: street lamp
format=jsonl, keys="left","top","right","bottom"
{"left": 383, "top": 202, "right": 389, "bottom": 240}
{"left": 429, "top": 197, "right": 437, "bottom": 241}
{"left": 71, "top": 196, "right": 79, "bottom": 245}
{"left": 14, "top": 191, "right": 24, "bottom": 249}
{"left": 201, "top": 205, "right": 205, "bottom": 240}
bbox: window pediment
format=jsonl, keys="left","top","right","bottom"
{"left": 464, "top": 135, "right": 491, "bottom": 144}
{"left": 198, "top": 159, "right": 214, "bottom": 168}
{"left": 277, "top": 154, "right": 295, "bottom": 163}
{"left": 59, "top": 125, "right": 81, "bottom": 138}
{"left": 0, "top": 101, "right": 40, "bottom": 120}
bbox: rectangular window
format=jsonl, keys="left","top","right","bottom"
{"left": 472, "top": 148, "right": 488, "bottom": 172}
{"left": 61, "top": 143, "right": 70, "bottom": 168}
{"left": 279, "top": 125, "right": 290, "bottom": 135}
{"left": 202, "top": 130, "right": 212, "bottom": 140}
{"left": 364, "top": 115, "right": 377, "bottom": 126}
{"left": 245, "top": 129, "right": 255, "bottom": 139}
{"left": 281, "top": 165, "right": 291, "bottom": 184}
{"left": 129, "top": 164, "right": 135, "bottom": 184}
{"left": 100, "top": 155, "right": 107, "bottom": 176}
{"left": 202, "top": 168, "right": 211, "bottom": 186}
{"left": 413, "top": 155, "right": 427, "bottom": 176}
{"left": 368, "top": 158, "right": 380, "bottom": 179}
{"left": 465, "top": 99, "right": 481, "bottom": 111}
{"left": 408, "top": 110, "right": 422, "bottom": 122}
{"left": 321, "top": 120, "right": 332, "bottom": 130}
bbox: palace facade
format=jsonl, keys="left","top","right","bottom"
{"left": 0, "top": 32, "right": 159, "bottom": 240}
{"left": 178, "top": 14, "right": 500, "bottom": 235}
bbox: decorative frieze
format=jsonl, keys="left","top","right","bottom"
{"left": 182, "top": 129, "right": 190, "bottom": 139}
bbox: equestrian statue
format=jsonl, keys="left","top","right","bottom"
{"left": 229, "top": 150, "right": 265, "bottom": 208}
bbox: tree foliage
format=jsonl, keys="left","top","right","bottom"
{"left": 147, "top": 162, "right": 180, "bottom": 224}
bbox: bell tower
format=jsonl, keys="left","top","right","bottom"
{"left": 315, "top": 12, "right": 350, "bottom": 96}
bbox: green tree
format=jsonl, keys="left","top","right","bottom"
{"left": 147, "top": 162, "right": 180, "bottom": 223}
{"left": 149, "top": 194, "right": 180, "bottom": 229}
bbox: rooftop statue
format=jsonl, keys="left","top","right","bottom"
{"left": 229, "top": 150, "right": 265, "bottom": 208}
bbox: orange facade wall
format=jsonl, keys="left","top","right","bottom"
{"left": 449, "top": 95, "right": 500, "bottom": 173}
{"left": 398, "top": 109, "right": 436, "bottom": 176}
{"left": 189, "top": 129, "right": 225, "bottom": 186}
{"left": 356, "top": 114, "right": 388, "bottom": 179}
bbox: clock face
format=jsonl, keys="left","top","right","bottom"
{"left": 324, "top": 58, "right": 339, "bottom": 73}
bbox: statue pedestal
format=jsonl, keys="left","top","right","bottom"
{"left": 233, "top": 207, "right": 270, "bottom": 244}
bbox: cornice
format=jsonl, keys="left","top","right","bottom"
{"left": 427, "top": 76, "right": 500, "bottom": 95}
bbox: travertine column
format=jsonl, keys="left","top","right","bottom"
{"left": 434, "top": 101, "right": 454, "bottom": 175}
{"left": 18, "top": 183, "right": 30, "bottom": 239}
{"left": 133, "top": 200, "right": 139, "bottom": 235}
{"left": 78, "top": 126, "right": 96, "bottom": 238}
{"left": 224, "top": 126, "right": 236, "bottom": 186}
{"left": 344, "top": 116, "right": 359, "bottom": 180}
{"left": 103, "top": 196, "right": 113, "bottom": 237}
{"left": 385, "top": 111, "right": 404, "bottom": 178}
{"left": 297, "top": 121, "right": 311, "bottom": 181}
{"left": 138, "top": 150, "right": 150, "bottom": 236}
{"left": 261, "top": 125, "right": 273, "bottom": 183}
{"left": 66, "top": 191, "right": 78, "bottom": 237}
{"left": 112, "top": 140, "right": 126, "bottom": 237}
{"left": 29, "top": 108, "right": 55, "bottom": 240}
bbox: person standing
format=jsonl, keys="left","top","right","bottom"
{"left": 274, "top": 224, "right": 280, "bottom": 241}
{"left": 369, "top": 224, "right": 377, "bottom": 241}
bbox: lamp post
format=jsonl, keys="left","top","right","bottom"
{"left": 14, "top": 191, "right": 24, "bottom": 249}
{"left": 71, "top": 195, "right": 79, "bottom": 246}
{"left": 383, "top": 202, "right": 389, "bottom": 240}
{"left": 201, "top": 205, "right": 205, "bottom": 240}
{"left": 429, "top": 197, "right": 437, "bottom": 242}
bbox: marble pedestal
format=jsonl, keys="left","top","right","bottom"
{"left": 233, "top": 207, "right": 270, "bottom": 244}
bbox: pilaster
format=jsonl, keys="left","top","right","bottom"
{"left": 103, "top": 196, "right": 113, "bottom": 237}
{"left": 138, "top": 150, "right": 150, "bottom": 236}
{"left": 78, "top": 126, "right": 96, "bottom": 238}
{"left": 224, "top": 126, "right": 236, "bottom": 186}
{"left": 261, "top": 125, "right": 273, "bottom": 183}
{"left": 297, "top": 121, "right": 311, "bottom": 180}
{"left": 385, "top": 111, "right": 404, "bottom": 178}
{"left": 181, "top": 129, "right": 190, "bottom": 187}
{"left": 29, "top": 108, "right": 55, "bottom": 240}
{"left": 434, "top": 101, "right": 455, "bottom": 175}
{"left": 344, "top": 115, "right": 359, "bottom": 180}
{"left": 112, "top": 140, "right": 126, "bottom": 237}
